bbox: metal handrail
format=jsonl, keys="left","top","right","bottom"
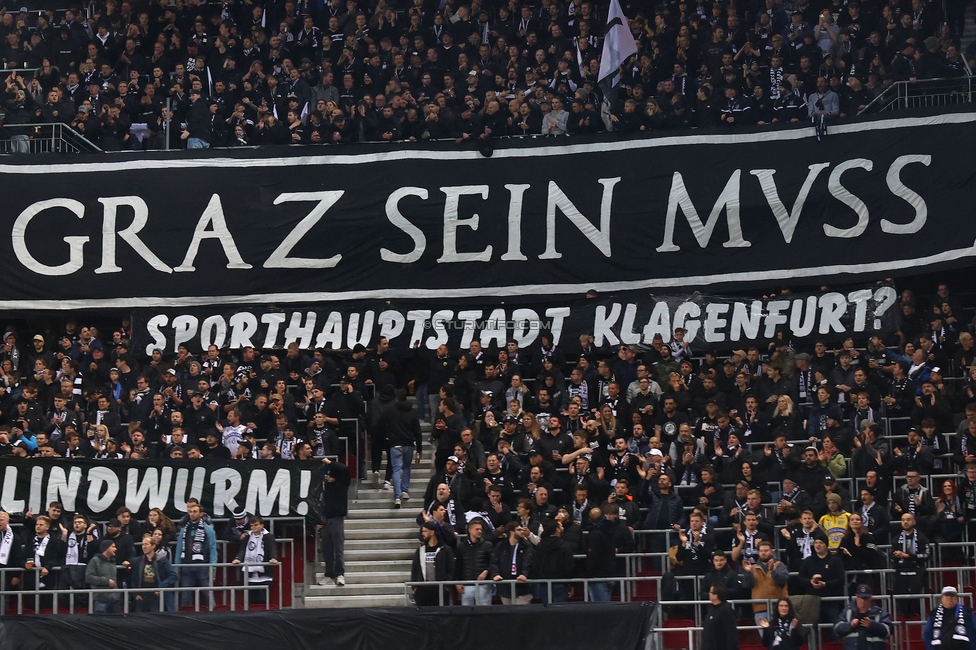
{"left": 858, "top": 75, "right": 975, "bottom": 115}
{"left": 0, "top": 561, "right": 282, "bottom": 614}
{"left": 0, "top": 122, "right": 102, "bottom": 153}
{"left": 403, "top": 575, "right": 660, "bottom": 606}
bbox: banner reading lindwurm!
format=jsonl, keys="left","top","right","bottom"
{"left": 130, "top": 282, "right": 897, "bottom": 353}
{"left": 0, "top": 458, "right": 325, "bottom": 520}
{"left": 0, "top": 112, "right": 973, "bottom": 310}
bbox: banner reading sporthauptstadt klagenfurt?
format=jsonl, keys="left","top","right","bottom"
{"left": 0, "top": 458, "right": 325, "bottom": 520}
{"left": 0, "top": 111, "right": 972, "bottom": 311}
{"left": 130, "top": 282, "right": 897, "bottom": 353}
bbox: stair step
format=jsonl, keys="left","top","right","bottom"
{"left": 350, "top": 497, "right": 422, "bottom": 509}
{"left": 323, "top": 571, "right": 411, "bottom": 585}
{"left": 345, "top": 528, "right": 418, "bottom": 540}
{"left": 343, "top": 559, "right": 412, "bottom": 571}
{"left": 353, "top": 492, "right": 417, "bottom": 503}
{"left": 344, "top": 548, "right": 415, "bottom": 561}
{"left": 348, "top": 508, "right": 421, "bottom": 520}
{"left": 305, "top": 594, "right": 408, "bottom": 608}
{"left": 307, "top": 582, "right": 411, "bottom": 597}
{"left": 346, "top": 538, "right": 415, "bottom": 550}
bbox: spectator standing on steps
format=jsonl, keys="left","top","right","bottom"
{"left": 316, "top": 456, "right": 350, "bottom": 587}
{"left": 378, "top": 388, "right": 423, "bottom": 509}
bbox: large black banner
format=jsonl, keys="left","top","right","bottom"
{"left": 0, "top": 458, "right": 324, "bottom": 521}
{"left": 0, "top": 110, "right": 972, "bottom": 310}
{"left": 0, "top": 602, "right": 656, "bottom": 650}
{"left": 130, "top": 282, "right": 898, "bottom": 353}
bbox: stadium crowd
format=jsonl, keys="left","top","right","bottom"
{"left": 0, "top": 0, "right": 972, "bottom": 151}
{"left": 0, "top": 280, "right": 974, "bottom": 633}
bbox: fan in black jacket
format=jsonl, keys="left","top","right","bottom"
{"left": 531, "top": 519, "right": 576, "bottom": 603}
{"left": 411, "top": 522, "right": 455, "bottom": 606}
{"left": 455, "top": 518, "right": 493, "bottom": 605}
{"left": 0, "top": 512, "right": 26, "bottom": 592}
{"left": 702, "top": 584, "right": 740, "bottom": 650}
{"left": 23, "top": 516, "right": 65, "bottom": 604}
{"left": 489, "top": 523, "right": 535, "bottom": 604}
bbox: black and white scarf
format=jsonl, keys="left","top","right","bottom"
{"left": 34, "top": 534, "right": 50, "bottom": 587}
{"left": 183, "top": 522, "right": 207, "bottom": 562}
{"left": 0, "top": 527, "right": 13, "bottom": 565}
{"left": 772, "top": 616, "right": 794, "bottom": 644}
{"left": 243, "top": 530, "right": 270, "bottom": 581}
{"left": 931, "top": 603, "right": 969, "bottom": 645}
{"left": 65, "top": 532, "right": 90, "bottom": 566}
{"left": 897, "top": 529, "right": 919, "bottom": 557}
{"left": 905, "top": 487, "right": 921, "bottom": 516}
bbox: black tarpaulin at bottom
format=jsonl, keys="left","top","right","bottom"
{"left": 0, "top": 602, "right": 656, "bottom": 650}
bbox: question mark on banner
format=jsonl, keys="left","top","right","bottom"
{"left": 873, "top": 286, "right": 897, "bottom": 330}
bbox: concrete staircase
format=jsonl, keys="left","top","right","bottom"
{"left": 304, "top": 419, "right": 435, "bottom": 608}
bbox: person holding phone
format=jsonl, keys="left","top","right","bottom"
{"left": 834, "top": 584, "right": 894, "bottom": 649}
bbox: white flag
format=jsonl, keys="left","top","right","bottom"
{"left": 597, "top": 0, "right": 637, "bottom": 130}
{"left": 597, "top": 0, "right": 638, "bottom": 88}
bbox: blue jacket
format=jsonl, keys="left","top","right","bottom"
{"left": 175, "top": 520, "right": 217, "bottom": 564}
{"left": 835, "top": 600, "right": 894, "bottom": 650}
{"left": 128, "top": 553, "right": 178, "bottom": 589}
{"left": 641, "top": 488, "right": 685, "bottom": 530}
{"left": 923, "top": 603, "right": 976, "bottom": 650}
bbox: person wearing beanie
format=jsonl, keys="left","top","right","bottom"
{"left": 772, "top": 79, "right": 805, "bottom": 122}
{"left": 819, "top": 492, "right": 852, "bottom": 550}
{"left": 85, "top": 539, "right": 120, "bottom": 613}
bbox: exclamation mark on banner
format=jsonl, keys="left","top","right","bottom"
{"left": 296, "top": 470, "right": 311, "bottom": 515}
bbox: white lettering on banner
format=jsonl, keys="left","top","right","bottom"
{"left": 594, "top": 303, "right": 622, "bottom": 348}
{"left": 657, "top": 171, "right": 750, "bottom": 252}
{"left": 438, "top": 186, "right": 492, "bottom": 263}
{"left": 228, "top": 312, "right": 259, "bottom": 349}
{"left": 824, "top": 159, "right": 873, "bottom": 238}
{"left": 46, "top": 466, "right": 83, "bottom": 512}
{"left": 750, "top": 164, "right": 831, "bottom": 243}
{"left": 126, "top": 466, "right": 174, "bottom": 513}
{"left": 261, "top": 313, "right": 287, "bottom": 349}
{"left": 200, "top": 315, "right": 228, "bottom": 349}
{"left": 540, "top": 178, "right": 618, "bottom": 260}
{"left": 284, "top": 312, "right": 317, "bottom": 349}
{"left": 501, "top": 184, "right": 531, "bottom": 261}
{"left": 790, "top": 296, "right": 819, "bottom": 338}
{"left": 382, "top": 187, "right": 428, "bottom": 263}
{"left": 12, "top": 198, "right": 89, "bottom": 276}
{"left": 6, "top": 157, "right": 937, "bottom": 287}
{"left": 873, "top": 287, "right": 898, "bottom": 329}
{"left": 881, "top": 155, "right": 932, "bottom": 235}
{"left": 377, "top": 310, "right": 406, "bottom": 342}
{"left": 86, "top": 466, "right": 120, "bottom": 514}
{"left": 265, "top": 192, "right": 344, "bottom": 268}
{"left": 703, "top": 303, "right": 730, "bottom": 342}
{"left": 29, "top": 465, "right": 43, "bottom": 515}
{"left": 172, "top": 315, "right": 199, "bottom": 350}
{"left": 174, "top": 194, "right": 252, "bottom": 272}
{"left": 210, "top": 468, "right": 243, "bottom": 516}
{"left": 245, "top": 469, "right": 292, "bottom": 517}
{"left": 0, "top": 464, "right": 318, "bottom": 519}
{"left": 137, "top": 290, "right": 893, "bottom": 352}
{"left": 1, "top": 466, "right": 25, "bottom": 514}
{"left": 95, "top": 196, "right": 173, "bottom": 274}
